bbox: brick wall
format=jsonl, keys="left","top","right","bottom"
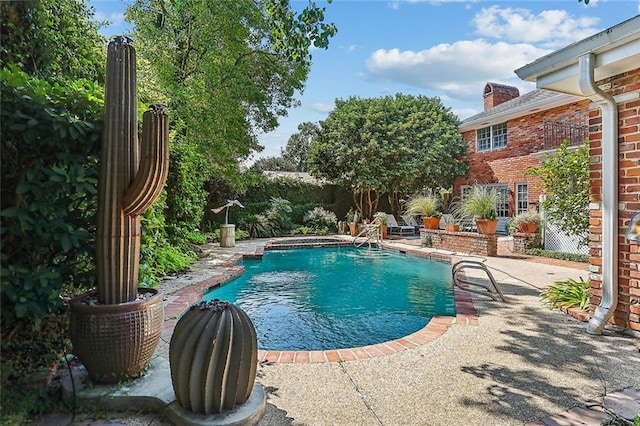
{"left": 456, "top": 99, "right": 591, "bottom": 214}
{"left": 421, "top": 229, "right": 498, "bottom": 257}
{"left": 588, "top": 67, "right": 640, "bottom": 332}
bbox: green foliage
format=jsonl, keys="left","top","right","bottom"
{"left": 139, "top": 194, "right": 197, "bottom": 286}
{"left": 1, "top": 66, "right": 103, "bottom": 326}
{"left": 1, "top": 315, "right": 68, "bottom": 422}
{"left": 524, "top": 248, "right": 589, "bottom": 263}
{"left": 0, "top": 0, "right": 106, "bottom": 82}
{"left": 459, "top": 186, "right": 498, "bottom": 220}
{"left": 308, "top": 94, "right": 467, "bottom": 217}
{"left": 303, "top": 207, "right": 337, "bottom": 230}
{"left": 508, "top": 210, "right": 542, "bottom": 234}
{"left": 374, "top": 211, "right": 388, "bottom": 225}
{"left": 540, "top": 277, "right": 590, "bottom": 312}
{"left": 527, "top": 140, "right": 589, "bottom": 246}
{"left": 404, "top": 192, "right": 441, "bottom": 218}
{"left": 127, "top": 0, "right": 337, "bottom": 204}
{"left": 237, "top": 214, "right": 268, "bottom": 238}
{"left": 253, "top": 121, "right": 320, "bottom": 172}
{"left": 165, "top": 137, "right": 210, "bottom": 230}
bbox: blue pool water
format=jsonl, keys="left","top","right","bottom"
{"left": 203, "top": 247, "right": 455, "bottom": 351}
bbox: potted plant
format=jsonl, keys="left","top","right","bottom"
{"left": 346, "top": 208, "right": 358, "bottom": 236}
{"left": 459, "top": 186, "right": 499, "bottom": 234}
{"left": 69, "top": 37, "right": 168, "bottom": 384}
{"left": 404, "top": 192, "right": 442, "bottom": 229}
{"left": 374, "top": 211, "right": 388, "bottom": 239}
{"left": 509, "top": 210, "right": 541, "bottom": 234}
{"left": 444, "top": 215, "right": 460, "bottom": 232}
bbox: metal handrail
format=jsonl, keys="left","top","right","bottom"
{"left": 452, "top": 259, "right": 506, "bottom": 301}
{"left": 354, "top": 222, "right": 380, "bottom": 248}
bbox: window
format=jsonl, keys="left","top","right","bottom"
{"left": 476, "top": 123, "right": 507, "bottom": 152}
{"left": 461, "top": 184, "right": 509, "bottom": 217}
{"left": 516, "top": 183, "right": 528, "bottom": 214}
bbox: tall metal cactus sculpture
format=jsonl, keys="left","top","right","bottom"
{"left": 69, "top": 36, "right": 168, "bottom": 383}
{"left": 96, "top": 36, "right": 169, "bottom": 304}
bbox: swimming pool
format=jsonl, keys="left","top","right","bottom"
{"left": 203, "top": 246, "right": 455, "bottom": 351}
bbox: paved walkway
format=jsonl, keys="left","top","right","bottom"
{"left": 38, "top": 237, "right": 640, "bottom": 425}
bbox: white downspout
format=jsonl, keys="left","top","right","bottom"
{"left": 578, "top": 54, "right": 619, "bottom": 335}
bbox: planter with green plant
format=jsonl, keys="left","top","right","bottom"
{"left": 374, "top": 211, "right": 388, "bottom": 238}
{"left": 444, "top": 214, "right": 460, "bottom": 232}
{"left": 459, "top": 186, "right": 499, "bottom": 234}
{"left": 509, "top": 210, "right": 541, "bottom": 234}
{"left": 404, "top": 193, "right": 442, "bottom": 229}
{"left": 69, "top": 37, "right": 168, "bottom": 384}
{"left": 346, "top": 208, "right": 359, "bottom": 236}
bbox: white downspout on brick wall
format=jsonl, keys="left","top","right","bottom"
{"left": 578, "top": 53, "right": 619, "bottom": 335}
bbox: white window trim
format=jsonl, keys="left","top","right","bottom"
{"left": 516, "top": 182, "right": 528, "bottom": 215}
{"left": 476, "top": 123, "right": 507, "bottom": 152}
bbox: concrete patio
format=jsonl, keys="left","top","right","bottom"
{"left": 44, "top": 237, "right": 640, "bottom": 425}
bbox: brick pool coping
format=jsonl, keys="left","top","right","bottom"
{"left": 161, "top": 242, "right": 479, "bottom": 364}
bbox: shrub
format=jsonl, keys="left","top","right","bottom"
{"left": 1, "top": 67, "right": 103, "bottom": 327}
{"left": 524, "top": 248, "right": 589, "bottom": 263}
{"left": 540, "top": 277, "right": 590, "bottom": 312}
{"left": 303, "top": 207, "right": 337, "bottom": 230}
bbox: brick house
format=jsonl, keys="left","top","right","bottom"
{"left": 456, "top": 83, "right": 590, "bottom": 234}
{"left": 516, "top": 16, "right": 640, "bottom": 335}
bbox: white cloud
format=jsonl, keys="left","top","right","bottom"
{"left": 472, "top": 6, "right": 601, "bottom": 48}
{"left": 310, "top": 102, "right": 334, "bottom": 113}
{"left": 365, "top": 40, "right": 546, "bottom": 102}
{"left": 388, "top": 1, "right": 400, "bottom": 10}
{"left": 93, "top": 11, "right": 125, "bottom": 26}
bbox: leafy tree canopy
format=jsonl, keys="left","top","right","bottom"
{"left": 251, "top": 121, "right": 319, "bottom": 172}
{"left": 126, "top": 0, "right": 336, "bottom": 230}
{"left": 126, "top": 0, "right": 337, "bottom": 177}
{"left": 308, "top": 94, "right": 468, "bottom": 217}
{"left": 0, "top": 0, "right": 106, "bottom": 82}
{"left": 527, "top": 140, "right": 590, "bottom": 246}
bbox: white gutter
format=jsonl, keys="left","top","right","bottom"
{"left": 578, "top": 53, "right": 619, "bottom": 335}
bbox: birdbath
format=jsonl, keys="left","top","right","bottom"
{"left": 212, "top": 199, "right": 244, "bottom": 247}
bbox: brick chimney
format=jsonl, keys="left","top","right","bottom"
{"left": 483, "top": 82, "right": 520, "bottom": 111}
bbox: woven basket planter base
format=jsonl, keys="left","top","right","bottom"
{"left": 70, "top": 288, "right": 164, "bottom": 384}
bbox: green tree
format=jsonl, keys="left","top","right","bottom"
{"left": 251, "top": 121, "right": 319, "bottom": 172}
{"left": 527, "top": 140, "right": 590, "bottom": 245}
{"left": 281, "top": 121, "right": 320, "bottom": 172}
{"left": 0, "top": 0, "right": 106, "bottom": 82}
{"left": 126, "top": 0, "right": 337, "bottom": 231}
{"left": 308, "top": 94, "right": 467, "bottom": 218}
{"left": 251, "top": 156, "right": 297, "bottom": 172}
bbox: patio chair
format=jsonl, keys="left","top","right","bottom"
{"left": 401, "top": 215, "right": 423, "bottom": 233}
{"left": 386, "top": 214, "right": 415, "bottom": 236}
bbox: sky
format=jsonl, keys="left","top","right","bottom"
{"left": 89, "top": 0, "right": 640, "bottom": 162}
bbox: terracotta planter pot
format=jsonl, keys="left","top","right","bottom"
{"left": 380, "top": 225, "right": 388, "bottom": 239}
{"left": 445, "top": 224, "right": 460, "bottom": 232}
{"left": 349, "top": 223, "right": 357, "bottom": 236}
{"left": 422, "top": 216, "right": 441, "bottom": 229}
{"left": 476, "top": 219, "right": 498, "bottom": 235}
{"left": 69, "top": 287, "right": 164, "bottom": 384}
{"left": 518, "top": 222, "right": 537, "bottom": 233}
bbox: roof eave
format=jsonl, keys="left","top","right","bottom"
{"left": 515, "top": 15, "right": 640, "bottom": 94}
{"left": 458, "top": 92, "right": 582, "bottom": 132}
